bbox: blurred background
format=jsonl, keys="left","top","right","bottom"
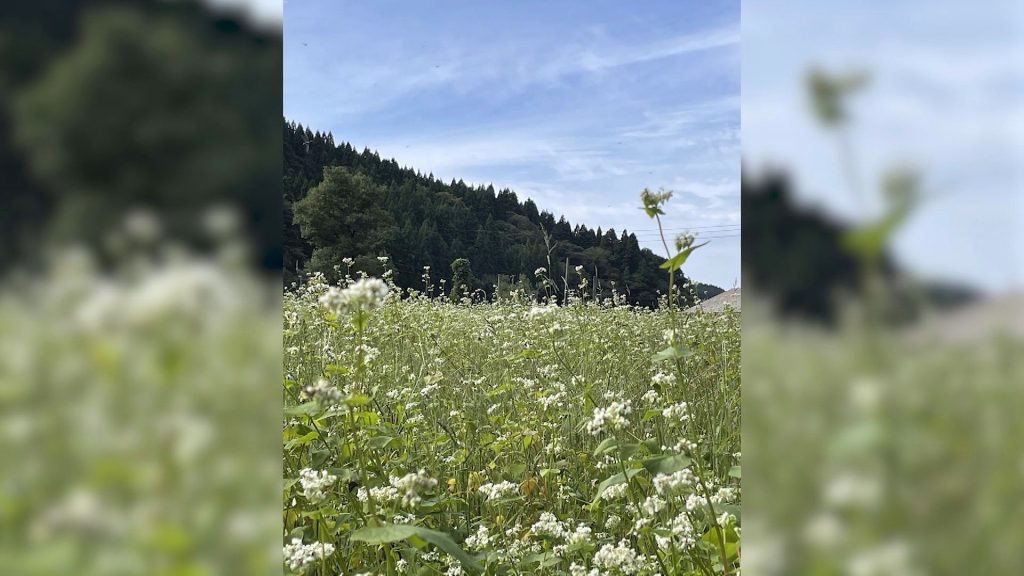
{"left": 742, "top": 0, "right": 1023, "bottom": 574}
{"left": 0, "top": 1, "right": 282, "bottom": 574}
{"left": 3, "top": 0, "right": 1022, "bottom": 574}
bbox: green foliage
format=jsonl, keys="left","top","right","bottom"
{"left": 4, "top": 3, "right": 281, "bottom": 269}
{"left": 842, "top": 167, "right": 919, "bottom": 266}
{"left": 293, "top": 166, "right": 395, "bottom": 281}
{"left": 450, "top": 258, "right": 472, "bottom": 302}
{"left": 351, "top": 525, "right": 481, "bottom": 573}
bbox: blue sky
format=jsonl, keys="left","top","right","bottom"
{"left": 284, "top": 0, "right": 741, "bottom": 289}
{"left": 743, "top": 0, "right": 1022, "bottom": 292}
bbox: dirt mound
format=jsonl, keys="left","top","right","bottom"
{"left": 689, "top": 288, "right": 741, "bottom": 313}
{"left": 908, "top": 292, "right": 1023, "bottom": 344}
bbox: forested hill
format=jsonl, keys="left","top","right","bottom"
{"left": 284, "top": 120, "right": 723, "bottom": 306}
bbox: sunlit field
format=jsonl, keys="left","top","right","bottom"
{"left": 283, "top": 271, "right": 741, "bottom": 575}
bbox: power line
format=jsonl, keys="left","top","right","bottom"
{"left": 624, "top": 223, "right": 741, "bottom": 232}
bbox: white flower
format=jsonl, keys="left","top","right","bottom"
{"left": 535, "top": 267, "right": 547, "bottom": 276}
{"left": 319, "top": 277, "right": 389, "bottom": 315}
{"left": 670, "top": 513, "right": 697, "bottom": 548}
{"left": 642, "top": 495, "right": 666, "bottom": 516}
{"left": 566, "top": 523, "right": 593, "bottom": 547}
{"left": 302, "top": 378, "right": 342, "bottom": 404}
{"left": 593, "top": 540, "right": 643, "bottom": 574}
{"left": 298, "top": 468, "right": 337, "bottom": 503}
{"left": 662, "top": 402, "right": 690, "bottom": 423}
{"left": 531, "top": 512, "right": 566, "bottom": 538}
{"left": 651, "top": 372, "right": 676, "bottom": 387}
{"left": 586, "top": 401, "right": 632, "bottom": 435}
{"left": 527, "top": 306, "right": 556, "bottom": 318}
{"left": 641, "top": 389, "right": 661, "bottom": 404}
{"left": 390, "top": 469, "right": 438, "bottom": 507}
{"left": 653, "top": 468, "right": 696, "bottom": 496}
{"left": 717, "top": 511, "right": 736, "bottom": 527}
{"left": 599, "top": 482, "right": 629, "bottom": 501}
{"left": 282, "top": 538, "right": 335, "bottom": 572}
{"left": 356, "top": 485, "right": 400, "bottom": 504}
{"left": 464, "top": 524, "right": 491, "bottom": 550}
{"left": 478, "top": 481, "right": 518, "bottom": 501}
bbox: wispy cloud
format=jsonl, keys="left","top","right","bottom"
{"left": 286, "top": 1, "right": 741, "bottom": 288}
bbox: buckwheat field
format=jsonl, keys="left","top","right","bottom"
{"left": 282, "top": 269, "right": 741, "bottom": 575}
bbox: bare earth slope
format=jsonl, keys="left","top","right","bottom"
{"left": 689, "top": 287, "right": 741, "bottom": 313}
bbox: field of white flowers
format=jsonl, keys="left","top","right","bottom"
{"left": 283, "top": 269, "right": 741, "bottom": 576}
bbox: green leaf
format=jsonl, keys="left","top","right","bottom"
{"left": 351, "top": 525, "right": 481, "bottom": 573}
{"left": 652, "top": 345, "right": 688, "bottom": 363}
{"left": 324, "top": 364, "right": 349, "bottom": 376}
{"left": 728, "top": 465, "right": 741, "bottom": 479}
{"left": 659, "top": 241, "right": 709, "bottom": 272}
{"left": 284, "top": 401, "right": 320, "bottom": 417}
{"left": 539, "top": 468, "right": 561, "bottom": 478}
{"left": 702, "top": 526, "right": 740, "bottom": 561}
{"left": 642, "top": 454, "right": 692, "bottom": 476}
{"left": 284, "top": 430, "right": 319, "bottom": 449}
{"left": 618, "top": 443, "right": 641, "bottom": 459}
{"left": 592, "top": 437, "right": 618, "bottom": 457}
{"left": 594, "top": 468, "right": 643, "bottom": 500}
{"left": 366, "top": 435, "right": 398, "bottom": 450}
{"left": 344, "top": 394, "right": 372, "bottom": 407}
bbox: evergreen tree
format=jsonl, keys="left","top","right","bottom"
{"left": 282, "top": 121, "right": 715, "bottom": 305}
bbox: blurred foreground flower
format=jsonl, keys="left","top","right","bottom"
{"left": 0, "top": 236, "right": 281, "bottom": 575}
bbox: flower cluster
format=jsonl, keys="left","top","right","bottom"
{"left": 282, "top": 538, "right": 336, "bottom": 572}
{"left": 319, "top": 277, "right": 389, "bottom": 316}
{"left": 478, "top": 481, "right": 518, "bottom": 501}
{"left": 390, "top": 469, "right": 438, "bottom": 507}
{"left": 662, "top": 401, "right": 690, "bottom": 423}
{"left": 298, "top": 468, "right": 337, "bottom": 504}
{"left": 586, "top": 400, "right": 632, "bottom": 435}
{"left": 356, "top": 484, "right": 400, "bottom": 504}
{"left": 464, "top": 525, "right": 491, "bottom": 550}
{"left": 301, "top": 378, "right": 342, "bottom": 404}
{"left": 593, "top": 539, "right": 645, "bottom": 574}
{"left": 531, "top": 512, "right": 566, "bottom": 538}
{"left": 653, "top": 468, "right": 697, "bottom": 496}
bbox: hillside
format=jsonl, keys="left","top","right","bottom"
{"left": 284, "top": 120, "right": 722, "bottom": 307}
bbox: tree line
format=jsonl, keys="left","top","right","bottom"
{"left": 284, "top": 119, "right": 724, "bottom": 307}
